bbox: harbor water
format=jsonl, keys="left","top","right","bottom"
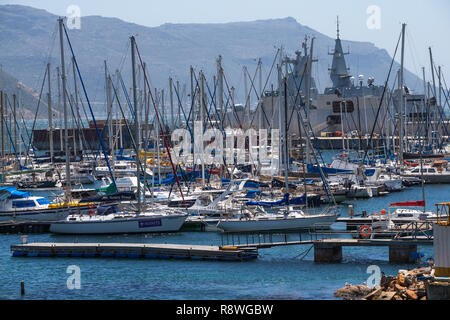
{"left": 0, "top": 183, "right": 442, "bottom": 300}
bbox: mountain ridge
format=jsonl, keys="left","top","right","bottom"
{"left": 0, "top": 4, "right": 423, "bottom": 118}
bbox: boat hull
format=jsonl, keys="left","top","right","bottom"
{"left": 0, "top": 207, "right": 90, "bottom": 222}
{"left": 49, "top": 214, "right": 187, "bottom": 234}
{"left": 216, "top": 214, "right": 336, "bottom": 232}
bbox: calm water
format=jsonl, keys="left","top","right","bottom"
{"left": 0, "top": 183, "right": 443, "bottom": 300}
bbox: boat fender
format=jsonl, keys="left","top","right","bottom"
{"left": 359, "top": 225, "right": 372, "bottom": 238}
{"left": 220, "top": 246, "right": 238, "bottom": 251}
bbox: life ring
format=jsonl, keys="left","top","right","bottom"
{"left": 359, "top": 225, "right": 372, "bottom": 238}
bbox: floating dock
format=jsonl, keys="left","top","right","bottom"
{"left": 10, "top": 242, "right": 258, "bottom": 262}
{"left": 222, "top": 231, "right": 433, "bottom": 263}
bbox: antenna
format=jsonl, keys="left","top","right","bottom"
{"left": 336, "top": 16, "right": 340, "bottom": 39}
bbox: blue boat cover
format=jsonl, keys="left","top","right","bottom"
{"left": 245, "top": 193, "right": 307, "bottom": 207}
{"left": 0, "top": 187, "right": 31, "bottom": 199}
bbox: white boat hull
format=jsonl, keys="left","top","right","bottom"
{"left": 50, "top": 214, "right": 187, "bottom": 234}
{"left": 0, "top": 207, "right": 88, "bottom": 222}
{"left": 216, "top": 214, "right": 337, "bottom": 232}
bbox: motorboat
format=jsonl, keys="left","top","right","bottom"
{"left": 0, "top": 186, "right": 95, "bottom": 222}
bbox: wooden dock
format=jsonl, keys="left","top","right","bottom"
{"left": 10, "top": 242, "right": 258, "bottom": 262}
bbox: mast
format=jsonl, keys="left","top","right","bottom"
{"left": 13, "top": 93, "right": 17, "bottom": 160}
{"left": 398, "top": 23, "right": 406, "bottom": 165}
{"left": 283, "top": 76, "right": 290, "bottom": 212}
{"left": 277, "top": 49, "right": 283, "bottom": 174}
{"left": 130, "top": 35, "right": 141, "bottom": 212}
{"left": 46, "top": 63, "right": 54, "bottom": 163}
{"left": 429, "top": 47, "right": 437, "bottom": 142}
{"left": 243, "top": 66, "right": 249, "bottom": 128}
{"left": 200, "top": 70, "right": 205, "bottom": 186}
{"left": 305, "top": 37, "right": 314, "bottom": 164}
{"left": 115, "top": 69, "right": 123, "bottom": 150}
{"left": 169, "top": 77, "right": 174, "bottom": 130}
{"left": 71, "top": 57, "right": 80, "bottom": 160}
{"left": 57, "top": 66, "right": 63, "bottom": 153}
{"left": 143, "top": 63, "right": 149, "bottom": 149}
{"left": 217, "top": 56, "right": 224, "bottom": 119}
{"left": 104, "top": 60, "right": 113, "bottom": 155}
{"left": 258, "top": 58, "right": 263, "bottom": 130}
{"left": 438, "top": 66, "right": 443, "bottom": 144}
{"left": 58, "top": 17, "right": 71, "bottom": 201}
{"left": 1, "top": 91, "right": 4, "bottom": 176}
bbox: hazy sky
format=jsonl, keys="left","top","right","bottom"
{"left": 3, "top": 0, "right": 450, "bottom": 82}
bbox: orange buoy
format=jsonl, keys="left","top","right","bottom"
{"left": 359, "top": 225, "right": 372, "bottom": 238}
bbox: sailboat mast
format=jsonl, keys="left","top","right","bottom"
{"left": 46, "top": 63, "right": 54, "bottom": 163}
{"left": 57, "top": 66, "right": 63, "bottom": 153}
{"left": 13, "top": 93, "right": 17, "bottom": 160}
{"left": 1, "top": 91, "right": 4, "bottom": 175}
{"left": 71, "top": 57, "right": 79, "bottom": 159}
{"left": 104, "top": 60, "right": 113, "bottom": 155}
{"left": 283, "top": 76, "right": 290, "bottom": 211}
{"left": 398, "top": 23, "right": 406, "bottom": 165}
{"left": 58, "top": 17, "right": 71, "bottom": 201}
{"left": 130, "top": 35, "right": 141, "bottom": 212}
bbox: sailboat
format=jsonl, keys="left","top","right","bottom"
{"left": 49, "top": 205, "right": 187, "bottom": 234}
{"left": 217, "top": 71, "right": 337, "bottom": 232}
{"left": 49, "top": 25, "right": 187, "bottom": 234}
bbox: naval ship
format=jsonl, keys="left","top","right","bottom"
{"left": 250, "top": 20, "right": 448, "bottom": 144}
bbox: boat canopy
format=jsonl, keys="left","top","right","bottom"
{"left": 245, "top": 193, "right": 307, "bottom": 207}
{"left": 389, "top": 200, "right": 425, "bottom": 207}
{"left": 79, "top": 191, "right": 136, "bottom": 203}
{"left": 0, "top": 187, "right": 31, "bottom": 200}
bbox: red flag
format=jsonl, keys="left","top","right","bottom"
{"left": 389, "top": 200, "right": 425, "bottom": 207}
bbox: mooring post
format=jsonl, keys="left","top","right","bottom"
{"left": 389, "top": 244, "right": 417, "bottom": 263}
{"left": 313, "top": 243, "right": 343, "bottom": 263}
{"left": 20, "top": 281, "right": 25, "bottom": 296}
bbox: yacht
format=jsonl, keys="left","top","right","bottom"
{"left": 49, "top": 206, "right": 188, "bottom": 234}
{"left": 216, "top": 208, "right": 336, "bottom": 232}
{"left": 0, "top": 186, "right": 93, "bottom": 222}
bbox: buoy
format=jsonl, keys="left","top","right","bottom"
{"left": 380, "top": 209, "right": 386, "bottom": 215}
{"left": 359, "top": 225, "right": 372, "bottom": 238}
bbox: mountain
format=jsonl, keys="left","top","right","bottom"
{"left": 0, "top": 66, "right": 56, "bottom": 119}
{"left": 0, "top": 4, "right": 423, "bottom": 118}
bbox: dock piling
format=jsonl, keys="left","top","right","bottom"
{"left": 314, "top": 242, "right": 343, "bottom": 263}
{"left": 388, "top": 244, "right": 417, "bottom": 264}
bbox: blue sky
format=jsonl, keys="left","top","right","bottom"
{"left": 3, "top": 0, "right": 450, "bottom": 82}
